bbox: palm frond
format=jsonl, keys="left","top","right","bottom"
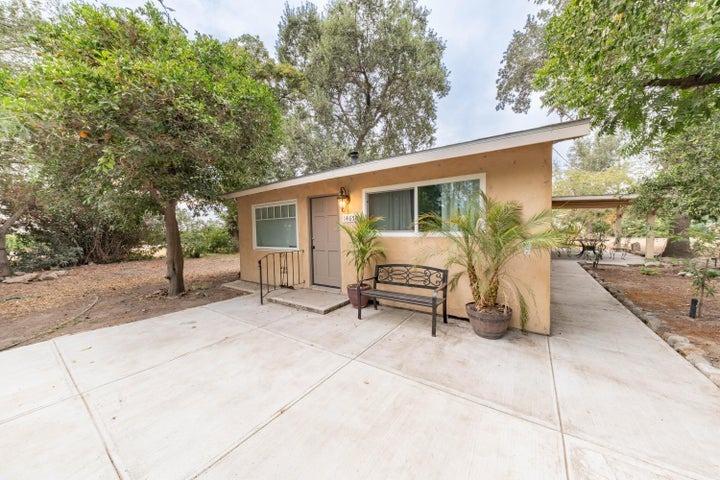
{"left": 422, "top": 192, "right": 560, "bottom": 331}
{"left": 339, "top": 213, "right": 386, "bottom": 284}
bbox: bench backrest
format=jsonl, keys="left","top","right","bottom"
{"left": 374, "top": 264, "right": 448, "bottom": 290}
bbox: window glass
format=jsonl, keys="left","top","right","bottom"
{"left": 255, "top": 203, "right": 297, "bottom": 248}
{"left": 418, "top": 179, "right": 480, "bottom": 231}
{"left": 367, "top": 189, "right": 414, "bottom": 231}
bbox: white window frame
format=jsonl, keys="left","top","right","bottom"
{"left": 251, "top": 199, "right": 300, "bottom": 251}
{"left": 362, "top": 173, "right": 486, "bottom": 237}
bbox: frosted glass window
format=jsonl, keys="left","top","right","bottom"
{"left": 254, "top": 203, "right": 297, "bottom": 248}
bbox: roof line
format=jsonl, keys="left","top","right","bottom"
{"left": 224, "top": 118, "right": 591, "bottom": 198}
{"left": 552, "top": 194, "right": 639, "bottom": 200}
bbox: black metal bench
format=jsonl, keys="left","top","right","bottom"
{"left": 357, "top": 264, "right": 448, "bottom": 337}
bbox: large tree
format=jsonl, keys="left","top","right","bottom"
{"left": 499, "top": 0, "right": 719, "bottom": 251}
{"left": 635, "top": 117, "right": 720, "bottom": 222}
{"left": 497, "top": 0, "right": 720, "bottom": 146}
{"left": 16, "top": 2, "right": 282, "bottom": 294}
{"left": 277, "top": 0, "right": 450, "bottom": 162}
{"left": 554, "top": 134, "right": 635, "bottom": 194}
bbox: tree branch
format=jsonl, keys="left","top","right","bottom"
{"left": 645, "top": 74, "right": 720, "bottom": 89}
{"left": 0, "top": 204, "right": 28, "bottom": 234}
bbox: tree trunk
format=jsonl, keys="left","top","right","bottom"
{"left": 163, "top": 200, "right": 185, "bottom": 296}
{"left": 613, "top": 206, "right": 624, "bottom": 245}
{"left": 0, "top": 230, "right": 10, "bottom": 278}
{"left": 665, "top": 214, "right": 692, "bottom": 258}
{"left": 645, "top": 211, "right": 657, "bottom": 261}
{"left": 0, "top": 206, "right": 27, "bottom": 278}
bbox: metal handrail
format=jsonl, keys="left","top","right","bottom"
{"left": 258, "top": 249, "right": 304, "bottom": 304}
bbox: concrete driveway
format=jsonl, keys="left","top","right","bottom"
{"left": 1, "top": 261, "right": 719, "bottom": 479}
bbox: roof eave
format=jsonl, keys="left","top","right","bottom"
{"left": 224, "top": 118, "right": 591, "bottom": 199}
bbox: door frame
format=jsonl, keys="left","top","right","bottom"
{"left": 309, "top": 194, "right": 342, "bottom": 288}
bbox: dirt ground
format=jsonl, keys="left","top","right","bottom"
{"left": 0, "top": 254, "right": 244, "bottom": 351}
{"left": 590, "top": 263, "right": 720, "bottom": 367}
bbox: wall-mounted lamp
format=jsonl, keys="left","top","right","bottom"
{"left": 337, "top": 187, "right": 350, "bottom": 213}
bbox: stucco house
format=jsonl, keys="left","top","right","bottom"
{"left": 225, "top": 119, "right": 591, "bottom": 335}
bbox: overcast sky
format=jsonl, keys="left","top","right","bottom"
{"left": 104, "top": 0, "right": 570, "bottom": 156}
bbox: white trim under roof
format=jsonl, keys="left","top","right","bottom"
{"left": 224, "top": 118, "right": 591, "bottom": 199}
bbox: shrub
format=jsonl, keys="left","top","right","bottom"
{"left": 10, "top": 236, "right": 83, "bottom": 271}
{"left": 181, "top": 224, "right": 236, "bottom": 258}
{"left": 639, "top": 266, "right": 659, "bottom": 276}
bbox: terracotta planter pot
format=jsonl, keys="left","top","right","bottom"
{"left": 347, "top": 283, "right": 371, "bottom": 308}
{"left": 466, "top": 303, "right": 512, "bottom": 339}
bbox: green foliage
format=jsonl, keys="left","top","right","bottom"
{"left": 554, "top": 134, "right": 636, "bottom": 196}
{"left": 0, "top": 0, "right": 41, "bottom": 72}
{"left": 566, "top": 135, "right": 628, "bottom": 172}
{"left": 220, "top": 201, "right": 239, "bottom": 247}
{"left": 277, "top": 2, "right": 322, "bottom": 70}
{"left": 338, "top": 213, "right": 386, "bottom": 285}
{"left": 688, "top": 224, "right": 720, "bottom": 258}
{"left": 620, "top": 214, "right": 670, "bottom": 237}
{"left": 181, "top": 224, "right": 236, "bottom": 259}
{"left": 538, "top": 0, "right": 720, "bottom": 146}
{"left": 5, "top": 2, "right": 283, "bottom": 292}
{"left": 277, "top": 0, "right": 450, "bottom": 162}
{"left": 639, "top": 266, "right": 659, "bottom": 276}
{"left": 554, "top": 167, "right": 634, "bottom": 197}
{"left": 10, "top": 235, "right": 83, "bottom": 271}
{"left": 273, "top": 106, "right": 348, "bottom": 178}
{"left": 495, "top": 3, "right": 551, "bottom": 114}
{"left": 687, "top": 263, "right": 719, "bottom": 296}
{"left": 19, "top": 185, "right": 160, "bottom": 265}
{"left": 498, "top": 1, "right": 720, "bottom": 229}
{"left": 498, "top": 1, "right": 720, "bottom": 146}
{"left": 421, "top": 194, "right": 561, "bottom": 330}
{"left": 685, "top": 259, "right": 719, "bottom": 318}
{"left": 5, "top": 233, "right": 19, "bottom": 252}
{"left": 552, "top": 133, "right": 638, "bottom": 239}
{"left": 16, "top": 2, "right": 282, "bottom": 203}
{"left": 636, "top": 115, "right": 720, "bottom": 221}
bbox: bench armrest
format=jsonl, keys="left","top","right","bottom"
{"left": 433, "top": 282, "right": 448, "bottom": 298}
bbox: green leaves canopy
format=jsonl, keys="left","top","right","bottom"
{"left": 15, "top": 2, "right": 282, "bottom": 206}
{"left": 277, "top": 0, "right": 450, "bottom": 160}
{"left": 634, "top": 115, "right": 720, "bottom": 220}
{"left": 535, "top": 0, "right": 720, "bottom": 146}
{"left": 498, "top": 0, "right": 720, "bottom": 148}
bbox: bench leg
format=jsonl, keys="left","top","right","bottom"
{"left": 443, "top": 300, "right": 448, "bottom": 324}
{"left": 431, "top": 304, "right": 437, "bottom": 337}
{"left": 357, "top": 301, "right": 362, "bottom": 319}
{"left": 373, "top": 297, "right": 377, "bottom": 310}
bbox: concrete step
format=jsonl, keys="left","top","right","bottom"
{"left": 267, "top": 288, "right": 349, "bottom": 315}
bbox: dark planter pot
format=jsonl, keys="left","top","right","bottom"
{"left": 347, "top": 283, "right": 371, "bottom": 308}
{"left": 466, "top": 303, "right": 512, "bottom": 339}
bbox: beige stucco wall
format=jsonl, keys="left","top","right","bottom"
{"left": 235, "top": 142, "right": 553, "bottom": 334}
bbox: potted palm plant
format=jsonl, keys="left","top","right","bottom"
{"left": 421, "top": 194, "right": 560, "bottom": 339}
{"left": 339, "top": 213, "right": 385, "bottom": 308}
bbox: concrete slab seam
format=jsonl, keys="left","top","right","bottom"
{"left": 546, "top": 336, "right": 570, "bottom": 480}
{"left": 188, "top": 311, "right": 418, "bottom": 480}
{"left": 51, "top": 340, "right": 125, "bottom": 480}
